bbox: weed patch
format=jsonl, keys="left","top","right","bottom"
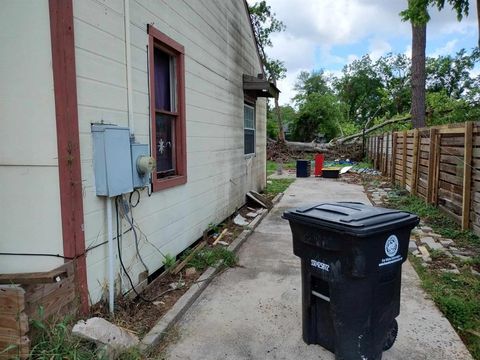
{"left": 185, "top": 247, "right": 237, "bottom": 271}
{"left": 264, "top": 179, "right": 294, "bottom": 198}
{"left": 387, "top": 192, "right": 480, "bottom": 248}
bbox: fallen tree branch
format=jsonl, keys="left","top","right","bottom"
{"left": 331, "top": 115, "right": 412, "bottom": 144}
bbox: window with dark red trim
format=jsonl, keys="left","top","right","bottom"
{"left": 148, "top": 25, "right": 187, "bottom": 192}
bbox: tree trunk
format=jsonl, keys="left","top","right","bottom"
{"left": 274, "top": 96, "right": 285, "bottom": 142}
{"left": 410, "top": 21, "right": 426, "bottom": 128}
{"left": 477, "top": 0, "right": 480, "bottom": 47}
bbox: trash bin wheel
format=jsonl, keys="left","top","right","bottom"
{"left": 383, "top": 319, "right": 398, "bottom": 351}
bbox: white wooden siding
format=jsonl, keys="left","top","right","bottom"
{"left": 0, "top": 1, "right": 64, "bottom": 273}
{"left": 73, "top": 0, "right": 266, "bottom": 302}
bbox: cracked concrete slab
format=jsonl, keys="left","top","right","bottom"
{"left": 161, "top": 178, "right": 472, "bottom": 360}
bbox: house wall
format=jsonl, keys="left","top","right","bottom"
{"left": 73, "top": 0, "right": 267, "bottom": 302}
{"left": 0, "top": 1, "right": 64, "bottom": 273}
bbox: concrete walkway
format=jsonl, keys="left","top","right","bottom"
{"left": 162, "top": 178, "right": 472, "bottom": 360}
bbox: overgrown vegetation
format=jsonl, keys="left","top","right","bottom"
{"left": 266, "top": 160, "right": 296, "bottom": 175}
{"left": 410, "top": 256, "right": 480, "bottom": 359}
{"left": 266, "top": 49, "right": 480, "bottom": 142}
{"left": 264, "top": 178, "right": 295, "bottom": 197}
{"left": 27, "top": 308, "right": 98, "bottom": 360}
{"left": 387, "top": 191, "right": 480, "bottom": 248}
{"left": 184, "top": 247, "right": 237, "bottom": 271}
{"left": 25, "top": 308, "right": 146, "bottom": 360}
{"left": 385, "top": 192, "right": 480, "bottom": 358}
{"left": 162, "top": 253, "right": 176, "bottom": 271}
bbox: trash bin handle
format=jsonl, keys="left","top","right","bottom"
{"left": 297, "top": 202, "right": 365, "bottom": 214}
{"left": 339, "top": 210, "right": 408, "bottom": 223}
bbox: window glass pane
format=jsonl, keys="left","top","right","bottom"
{"left": 154, "top": 47, "right": 175, "bottom": 111}
{"left": 244, "top": 129, "right": 255, "bottom": 154}
{"left": 156, "top": 113, "right": 175, "bottom": 175}
{"left": 244, "top": 105, "right": 254, "bottom": 129}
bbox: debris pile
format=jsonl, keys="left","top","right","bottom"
{"left": 267, "top": 139, "right": 363, "bottom": 162}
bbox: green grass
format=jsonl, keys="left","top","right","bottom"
{"left": 410, "top": 256, "right": 480, "bottom": 359}
{"left": 27, "top": 309, "right": 98, "bottom": 360}
{"left": 266, "top": 160, "right": 296, "bottom": 175}
{"left": 387, "top": 191, "right": 480, "bottom": 248}
{"left": 185, "top": 246, "right": 237, "bottom": 271}
{"left": 385, "top": 191, "right": 480, "bottom": 358}
{"left": 25, "top": 308, "right": 146, "bottom": 360}
{"left": 265, "top": 178, "right": 295, "bottom": 197}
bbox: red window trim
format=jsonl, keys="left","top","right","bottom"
{"left": 148, "top": 25, "right": 187, "bottom": 192}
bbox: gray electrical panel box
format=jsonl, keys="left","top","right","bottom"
{"left": 92, "top": 124, "right": 134, "bottom": 197}
{"left": 131, "top": 143, "right": 151, "bottom": 188}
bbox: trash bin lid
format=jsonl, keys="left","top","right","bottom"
{"left": 283, "top": 202, "right": 419, "bottom": 236}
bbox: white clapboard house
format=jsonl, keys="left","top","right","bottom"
{"left": 0, "top": 0, "right": 278, "bottom": 312}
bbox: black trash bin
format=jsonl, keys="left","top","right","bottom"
{"left": 296, "top": 159, "right": 311, "bottom": 177}
{"left": 283, "top": 202, "right": 419, "bottom": 360}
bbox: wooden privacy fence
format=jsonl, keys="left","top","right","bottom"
{"left": 368, "top": 121, "right": 480, "bottom": 235}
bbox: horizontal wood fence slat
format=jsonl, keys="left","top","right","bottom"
{"left": 369, "top": 121, "right": 480, "bottom": 236}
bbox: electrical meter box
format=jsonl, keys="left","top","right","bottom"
{"left": 92, "top": 124, "right": 133, "bottom": 197}
{"left": 131, "top": 143, "right": 152, "bottom": 188}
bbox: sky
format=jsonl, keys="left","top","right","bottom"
{"left": 262, "top": 0, "right": 479, "bottom": 105}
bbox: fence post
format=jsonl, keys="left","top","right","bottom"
{"left": 385, "top": 132, "right": 390, "bottom": 175}
{"left": 391, "top": 132, "right": 397, "bottom": 185}
{"left": 380, "top": 134, "right": 384, "bottom": 173}
{"left": 402, "top": 130, "right": 407, "bottom": 188}
{"left": 411, "top": 129, "right": 420, "bottom": 195}
{"left": 462, "top": 121, "right": 473, "bottom": 230}
{"left": 427, "top": 128, "right": 436, "bottom": 203}
{"left": 432, "top": 131, "right": 441, "bottom": 205}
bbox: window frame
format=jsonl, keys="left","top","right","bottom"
{"left": 148, "top": 25, "right": 187, "bottom": 192}
{"left": 243, "top": 102, "right": 256, "bottom": 156}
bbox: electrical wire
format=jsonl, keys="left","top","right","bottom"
{"left": 0, "top": 252, "right": 74, "bottom": 260}
{"left": 119, "top": 195, "right": 149, "bottom": 273}
{"left": 114, "top": 196, "right": 181, "bottom": 303}
{"left": 129, "top": 190, "right": 140, "bottom": 207}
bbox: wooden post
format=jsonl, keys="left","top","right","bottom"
{"left": 391, "top": 132, "right": 397, "bottom": 185}
{"left": 427, "top": 128, "right": 436, "bottom": 203}
{"left": 379, "top": 134, "right": 384, "bottom": 173}
{"left": 432, "top": 131, "right": 441, "bottom": 205}
{"left": 462, "top": 121, "right": 473, "bottom": 230}
{"left": 384, "top": 133, "right": 389, "bottom": 175}
{"left": 411, "top": 129, "right": 420, "bottom": 195}
{"left": 402, "top": 130, "right": 407, "bottom": 188}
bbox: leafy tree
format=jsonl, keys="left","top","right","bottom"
{"left": 335, "top": 55, "right": 384, "bottom": 126}
{"left": 267, "top": 105, "right": 297, "bottom": 139}
{"left": 293, "top": 70, "right": 331, "bottom": 103}
{"left": 426, "top": 48, "right": 479, "bottom": 98}
{"left": 249, "top": 1, "right": 287, "bottom": 141}
{"left": 292, "top": 93, "right": 343, "bottom": 141}
{"left": 401, "top": 0, "right": 472, "bottom": 128}
{"left": 375, "top": 53, "right": 412, "bottom": 117}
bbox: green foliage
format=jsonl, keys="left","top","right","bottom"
{"left": 162, "top": 253, "right": 176, "bottom": 270}
{"left": 248, "top": 1, "right": 286, "bottom": 80}
{"left": 186, "top": 247, "right": 237, "bottom": 271}
{"left": 426, "top": 48, "right": 479, "bottom": 98}
{"left": 207, "top": 222, "right": 220, "bottom": 234}
{"left": 387, "top": 193, "right": 480, "bottom": 247}
{"left": 410, "top": 256, "right": 480, "bottom": 359}
{"left": 29, "top": 309, "right": 98, "bottom": 359}
{"left": 292, "top": 92, "right": 343, "bottom": 141}
{"left": 264, "top": 179, "right": 295, "bottom": 196}
{"left": 335, "top": 55, "right": 385, "bottom": 126}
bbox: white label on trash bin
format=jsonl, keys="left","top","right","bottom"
{"left": 379, "top": 235, "right": 402, "bottom": 267}
{"left": 311, "top": 259, "right": 330, "bottom": 272}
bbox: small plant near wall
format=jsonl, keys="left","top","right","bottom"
{"left": 162, "top": 254, "right": 176, "bottom": 271}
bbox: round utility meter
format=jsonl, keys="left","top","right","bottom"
{"left": 136, "top": 155, "right": 155, "bottom": 175}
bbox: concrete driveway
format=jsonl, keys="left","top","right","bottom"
{"left": 162, "top": 178, "right": 472, "bottom": 360}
